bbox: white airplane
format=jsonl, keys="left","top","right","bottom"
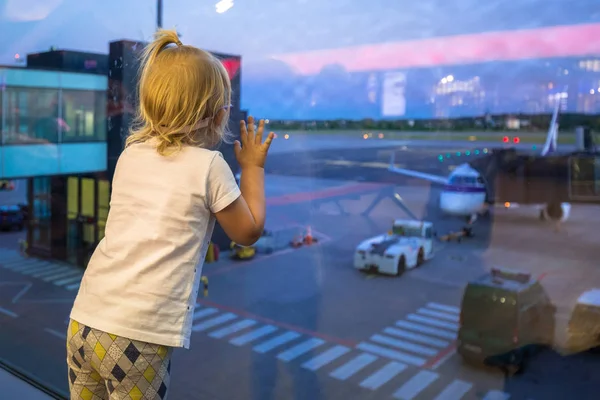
{"left": 388, "top": 100, "right": 571, "bottom": 228}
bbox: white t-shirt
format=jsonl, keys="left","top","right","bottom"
{"left": 70, "top": 140, "right": 241, "bottom": 349}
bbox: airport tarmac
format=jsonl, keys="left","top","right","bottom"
{"left": 0, "top": 139, "right": 598, "bottom": 400}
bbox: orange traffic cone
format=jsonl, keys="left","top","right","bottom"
{"left": 304, "top": 226, "right": 314, "bottom": 245}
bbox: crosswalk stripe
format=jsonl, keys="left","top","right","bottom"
{"left": 383, "top": 327, "right": 449, "bottom": 348}
{"left": 209, "top": 319, "right": 257, "bottom": 339}
{"left": 392, "top": 370, "right": 439, "bottom": 399}
{"left": 395, "top": 321, "right": 456, "bottom": 340}
{"left": 417, "top": 308, "right": 460, "bottom": 322}
{"left": 31, "top": 265, "right": 71, "bottom": 278}
{"left": 482, "top": 390, "right": 510, "bottom": 400}
{"left": 14, "top": 261, "right": 50, "bottom": 273}
{"left": 356, "top": 342, "right": 426, "bottom": 367}
{"left": 301, "top": 345, "right": 350, "bottom": 371}
{"left": 432, "top": 379, "right": 473, "bottom": 400}
{"left": 0, "top": 254, "right": 25, "bottom": 264}
{"left": 65, "top": 282, "right": 81, "bottom": 291}
{"left": 54, "top": 275, "right": 83, "bottom": 286}
{"left": 3, "top": 259, "right": 39, "bottom": 269}
{"left": 359, "top": 361, "right": 407, "bottom": 390}
{"left": 42, "top": 269, "right": 81, "bottom": 282}
{"left": 330, "top": 353, "right": 378, "bottom": 381}
{"left": 370, "top": 334, "right": 437, "bottom": 357}
{"left": 192, "top": 308, "right": 218, "bottom": 320}
{"left": 406, "top": 314, "right": 459, "bottom": 331}
{"left": 427, "top": 302, "right": 460, "bottom": 314}
{"left": 277, "top": 338, "right": 325, "bottom": 362}
{"left": 192, "top": 313, "right": 237, "bottom": 332}
{"left": 230, "top": 325, "right": 278, "bottom": 346}
{"left": 253, "top": 331, "right": 301, "bottom": 353}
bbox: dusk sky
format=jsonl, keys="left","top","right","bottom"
{"left": 2, "top": 0, "right": 599, "bottom": 119}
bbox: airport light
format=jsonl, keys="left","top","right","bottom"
{"left": 502, "top": 136, "right": 509, "bottom": 143}
{"left": 483, "top": 148, "right": 489, "bottom": 153}
{"left": 438, "top": 155, "right": 444, "bottom": 162}
{"left": 456, "top": 151, "right": 461, "bottom": 156}
{"left": 513, "top": 137, "right": 520, "bottom": 144}
{"left": 475, "top": 150, "right": 480, "bottom": 155}
{"left": 465, "top": 151, "right": 471, "bottom": 156}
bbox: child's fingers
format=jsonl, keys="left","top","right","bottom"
{"left": 239, "top": 120, "right": 248, "bottom": 145}
{"left": 262, "top": 132, "right": 275, "bottom": 151}
{"left": 255, "top": 120, "right": 265, "bottom": 145}
{"left": 246, "top": 116, "right": 256, "bottom": 143}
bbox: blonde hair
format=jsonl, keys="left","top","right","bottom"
{"left": 126, "top": 29, "right": 233, "bottom": 156}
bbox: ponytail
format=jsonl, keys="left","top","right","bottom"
{"left": 139, "top": 29, "right": 182, "bottom": 70}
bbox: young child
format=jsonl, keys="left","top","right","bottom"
{"left": 66, "top": 29, "right": 274, "bottom": 400}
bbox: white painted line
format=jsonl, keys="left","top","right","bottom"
{"left": 254, "top": 331, "right": 301, "bottom": 353}
{"left": 230, "top": 325, "right": 278, "bottom": 346}
{"left": 301, "top": 345, "right": 350, "bottom": 371}
{"left": 396, "top": 320, "right": 456, "bottom": 340}
{"left": 359, "top": 361, "right": 407, "bottom": 390}
{"left": 482, "top": 390, "right": 511, "bottom": 400}
{"left": 417, "top": 308, "right": 460, "bottom": 322}
{"left": 0, "top": 255, "right": 25, "bottom": 264}
{"left": 432, "top": 379, "right": 473, "bottom": 400}
{"left": 406, "top": 314, "right": 459, "bottom": 331}
{"left": 41, "top": 269, "right": 81, "bottom": 281}
{"left": 370, "top": 334, "right": 437, "bottom": 356}
{"left": 0, "top": 307, "right": 18, "bottom": 318}
{"left": 3, "top": 259, "right": 39, "bottom": 269}
{"left": 191, "top": 313, "right": 237, "bottom": 332}
{"left": 330, "top": 353, "right": 378, "bottom": 381}
{"left": 31, "top": 265, "right": 71, "bottom": 278}
{"left": 192, "top": 308, "right": 218, "bottom": 320}
{"left": 15, "top": 261, "right": 50, "bottom": 273}
{"left": 209, "top": 319, "right": 257, "bottom": 339}
{"left": 277, "top": 338, "right": 325, "bottom": 362}
{"left": 392, "top": 370, "right": 439, "bottom": 399}
{"left": 383, "top": 327, "right": 449, "bottom": 348}
{"left": 356, "top": 342, "right": 426, "bottom": 367}
{"left": 44, "top": 328, "right": 66, "bottom": 340}
{"left": 427, "top": 302, "right": 460, "bottom": 314}
{"left": 65, "top": 282, "right": 81, "bottom": 291}
{"left": 431, "top": 349, "right": 456, "bottom": 370}
{"left": 54, "top": 274, "right": 84, "bottom": 286}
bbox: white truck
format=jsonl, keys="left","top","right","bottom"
{"left": 354, "top": 219, "right": 434, "bottom": 276}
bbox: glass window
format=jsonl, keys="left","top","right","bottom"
{"left": 4, "top": 87, "right": 60, "bottom": 144}
{"left": 61, "top": 90, "right": 106, "bottom": 142}
{"left": 31, "top": 177, "right": 52, "bottom": 250}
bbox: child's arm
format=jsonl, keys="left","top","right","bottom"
{"left": 212, "top": 118, "right": 274, "bottom": 246}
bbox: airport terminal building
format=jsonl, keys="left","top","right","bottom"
{"left": 0, "top": 43, "right": 242, "bottom": 267}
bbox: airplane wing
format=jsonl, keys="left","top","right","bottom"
{"left": 388, "top": 152, "right": 448, "bottom": 185}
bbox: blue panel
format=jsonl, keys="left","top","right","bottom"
{"left": 0, "top": 68, "right": 107, "bottom": 90}
{"left": 1, "top": 143, "right": 106, "bottom": 178}
{"left": 59, "top": 143, "right": 107, "bottom": 174}
{"left": 2, "top": 144, "right": 60, "bottom": 177}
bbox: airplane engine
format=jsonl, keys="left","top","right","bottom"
{"left": 540, "top": 202, "right": 571, "bottom": 222}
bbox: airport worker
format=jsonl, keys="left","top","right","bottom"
{"left": 65, "top": 29, "right": 274, "bottom": 400}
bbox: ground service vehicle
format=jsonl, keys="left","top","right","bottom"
{"left": 457, "top": 268, "right": 556, "bottom": 372}
{"left": 353, "top": 219, "right": 434, "bottom": 275}
{"left": 230, "top": 242, "right": 256, "bottom": 260}
{"left": 565, "top": 289, "right": 600, "bottom": 354}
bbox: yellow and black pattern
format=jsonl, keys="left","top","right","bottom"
{"left": 66, "top": 319, "right": 173, "bottom": 400}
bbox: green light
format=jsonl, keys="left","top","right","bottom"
{"left": 456, "top": 152, "right": 461, "bottom": 156}
{"left": 446, "top": 153, "right": 451, "bottom": 158}
{"left": 438, "top": 155, "right": 444, "bottom": 162}
{"left": 466, "top": 151, "right": 471, "bottom": 156}
{"left": 483, "top": 148, "right": 489, "bottom": 153}
{"left": 532, "top": 145, "right": 537, "bottom": 150}
{"left": 475, "top": 150, "right": 480, "bottom": 155}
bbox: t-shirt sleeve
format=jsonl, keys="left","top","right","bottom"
{"left": 206, "top": 152, "right": 241, "bottom": 213}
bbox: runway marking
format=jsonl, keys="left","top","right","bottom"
{"left": 277, "top": 338, "right": 325, "bottom": 361}
{"left": 266, "top": 182, "right": 389, "bottom": 206}
{"left": 395, "top": 320, "right": 457, "bottom": 340}
{"left": 359, "top": 361, "right": 407, "bottom": 390}
{"left": 426, "top": 302, "right": 460, "bottom": 314}
{"left": 432, "top": 379, "right": 472, "bottom": 400}
{"left": 44, "top": 328, "right": 66, "bottom": 340}
{"left": 230, "top": 325, "right": 278, "bottom": 346}
{"left": 192, "top": 307, "right": 218, "bottom": 320}
{"left": 330, "top": 353, "right": 378, "bottom": 380}
{"left": 406, "top": 314, "right": 459, "bottom": 331}
{"left": 0, "top": 307, "right": 18, "bottom": 318}
{"left": 382, "top": 327, "right": 449, "bottom": 348}
{"left": 356, "top": 342, "right": 426, "bottom": 367}
{"left": 254, "top": 331, "right": 301, "bottom": 353}
{"left": 392, "top": 370, "right": 439, "bottom": 399}
{"left": 301, "top": 345, "right": 350, "bottom": 371}
{"left": 197, "top": 298, "right": 357, "bottom": 347}
{"left": 416, "top": 308, "right": 460, "bottom": 322}
{"left": 191, "top": 313, "right": 237, "bottom": 332}
{"left": 482, "top": 390, "right": 511, "bottom": 400}
{"left": 30, "top": 265, "right": 68, "bottom": 278}
{"left": 370, "top": 334, "right": 438, "bottom": 357}
{"left": 208, "top": 319, "right": 257, "bottom": 339}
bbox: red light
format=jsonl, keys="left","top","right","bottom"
{"left": 502, "top": 136, "right": 509, "bottom": 143}
{"left": 513, "top": 137, "right": 520, "bottom": 144}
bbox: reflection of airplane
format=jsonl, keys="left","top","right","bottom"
{"left": 388, "top": 100, "right": 569, "bottom": 229}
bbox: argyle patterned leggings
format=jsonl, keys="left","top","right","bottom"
{"left": 66, "top": 319, "right": 173, "bottom": 400}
